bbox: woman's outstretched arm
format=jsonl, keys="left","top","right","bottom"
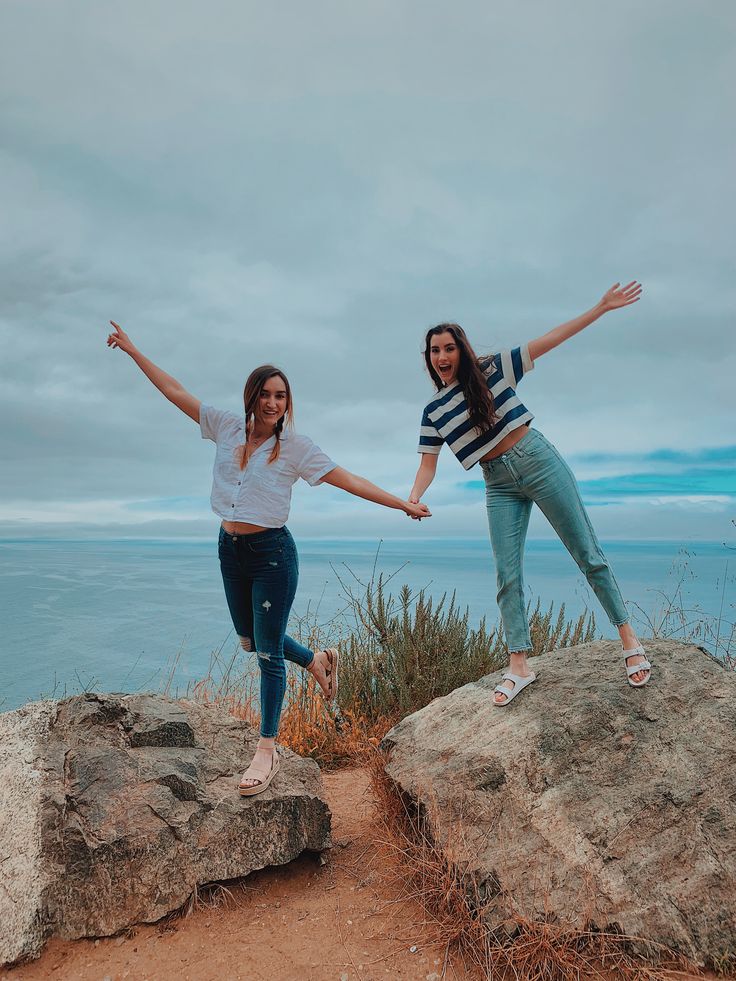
{"left": 106, "top": 321, "right": 201, "bottom": 423}
{"left": 409, "top": 453, "right": 439, "bottom": 504}
{"left": 322, "top": 467, "right": 431, "bottom": 520}
{"left": 527, "top": 282, "right": 642, "bottom": 361}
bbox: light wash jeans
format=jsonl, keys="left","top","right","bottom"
{"left": 480, "top": 427, "right": 629, "bottom": 652}
{"left": 218, "top": 525, "right": 313, "bottom": 738}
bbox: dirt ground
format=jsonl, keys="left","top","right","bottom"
{"left": 3, "top": 767, "right": 479, "bottom": 981}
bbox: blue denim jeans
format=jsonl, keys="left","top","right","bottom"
{"left": 217, "top": 525, "right": 313, "bottom": 738}
{"left": 480, "top": 427, "right": 629, "bottom": 652}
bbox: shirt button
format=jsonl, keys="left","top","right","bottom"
{"left": 231, "top": 504, "right": 235, "bottom": 508}
{"left": 238, "top": 481, "right": 241, "bottom": 485}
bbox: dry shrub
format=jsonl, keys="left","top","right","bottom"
{"left": 189, "top": 670, "right": 259, "bottom": 725}
{"left": 181, "top": 567, "right": 599, "bottom": 768}
{"left": 336, "top": 576, "right": 597, "bottom": 722}
{"left": 190, "top": 660, "right": 395, "bottom": 769}
{"left": 362, "top": 744, "right": 704, "bottom": 981}
{"left": 276, "top": 673, "right": 395, "bottom": 769}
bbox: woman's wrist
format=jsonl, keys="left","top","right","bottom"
{"left": 592, "top": 299, "right": 608, "bottom": 318}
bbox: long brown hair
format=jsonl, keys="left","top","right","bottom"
{"left": 239, "top": 365, "right": 293, "bottom": 470}
{"left": 423, "top": 323, "right": 496, "bottom": 433}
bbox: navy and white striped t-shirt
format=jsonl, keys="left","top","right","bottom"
{"left": 418, "top": 345, "right": 535, "bottom": 470}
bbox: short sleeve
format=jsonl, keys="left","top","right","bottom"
{"left": 498, "top": 345, "right": 534, "bottom": 386}
{"left": 200, "top": 404, "right": 239, "bottom": 442}
{"left": 417, "top": 405, "right": 444, "bottom": 455}
{"left": 294, "top": 436, "right": 337, "bottom": 486}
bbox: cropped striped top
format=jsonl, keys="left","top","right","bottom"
{"left": 417, "top": 345, "right": 535, "bottom": 470}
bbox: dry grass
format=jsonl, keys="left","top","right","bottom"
{"left": 276, "top": 673, "right": 395, "bottom": 769}
{"left": 190, "top": 665, "right": 396, "bottom": 769}
{"left": 180, "top": 674, "right": 720, "bottom": 980}
{"left": 628, "top": 548, "right": 735, "bottom": 670}
{"left": 361, "top": 745, "right": 706, "bottom": 981}
{"left": 183, "top": 578, "right": 598, "bottom": 769}
{"left": 176, "top": 569, "right": 732, "bottom": 979}
{"left": 336, "top": 575, "right": 597, "bottom": 721}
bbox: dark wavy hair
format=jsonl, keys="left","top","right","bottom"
{"left": 424, "top": 323, "right": 496, "bottom": 433}
{"left": 239, "top": 365, "right": 293, "bottom": 470}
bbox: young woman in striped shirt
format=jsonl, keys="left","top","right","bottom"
{"left": 409, "top": 282, "right": 651, "bottom": 706}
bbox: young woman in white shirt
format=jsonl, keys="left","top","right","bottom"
{"left": 107, "top": 322, "right": 430, "bottom": 794}
{"left": 409, "top": 283, "right": 651, "bottom": 706}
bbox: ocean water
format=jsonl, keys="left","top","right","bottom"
{"left": 1, "top": 538, "right": 732, "bottom": 711}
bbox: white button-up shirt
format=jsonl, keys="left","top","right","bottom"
{"left": 200, "top": 405, "right": 336, "bottom": 527}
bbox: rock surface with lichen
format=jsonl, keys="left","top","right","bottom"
{"left": 381, "top": 639, "right": 736, "bottom": 970}
{"left": 0, "top": 693, "right": 331, "bottom": 966}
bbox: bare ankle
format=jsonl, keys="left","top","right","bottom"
{"left": 508, "top": 651, "right": 530, "bottom": 672}
{"left": 619, "top": 624, "right": 639, "bottom": 649}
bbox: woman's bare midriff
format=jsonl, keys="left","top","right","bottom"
{"left": 221, "top": 520, "right": 269, "bottom": 535}
{"left": 479, "top": 423, "right": 531, "bottom": 462}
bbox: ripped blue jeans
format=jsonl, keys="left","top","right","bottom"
{"left": 218, "top": 525, "right": 313, "bottom": 738}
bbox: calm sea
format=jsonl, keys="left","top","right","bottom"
{"left": 1, "top": 538, "right": 732, "bottom": 711}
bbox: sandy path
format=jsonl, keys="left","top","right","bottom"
{"left": 3, "top": 767, "right": 477, "bottom": 981}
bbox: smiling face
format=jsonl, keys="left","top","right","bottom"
{"left": 429, "top": 330, "right": 461, "bottom": 386}
{"left": 243, "top": 365, "right": 293, "bottom": 437}
{"left": 255, "top": 374, "right": 289, "bottom": 428}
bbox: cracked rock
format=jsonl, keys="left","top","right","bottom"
{"left": 0, "top": 693, "right": 331, "bottom": 965}
{"left": 381, "top": 640, "right": 736, "bottom": 969}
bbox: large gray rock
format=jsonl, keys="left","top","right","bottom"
{"left": 0, "top": 693, "right": 331, "bottom": 965}
{"left": 381, "top": 639, "right": 736, "bottom": 969}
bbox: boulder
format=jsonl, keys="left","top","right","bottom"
{"left": 381, "top": 639, "right": 736, "bottom": 969}
{"left": 0, "top": 693, "right": 331, "bottom": 965}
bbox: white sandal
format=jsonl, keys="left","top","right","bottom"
{"left": 493, "top": 670, "right": 536, "bottom": 707}
{"left": 623, "top": 645, "right": 652, "bottom": 688}
{"left": 238, "top": 749, "right": 280, "bottom": 797}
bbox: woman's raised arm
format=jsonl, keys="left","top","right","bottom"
{"left": 527, "top": 282, "right": 642, "bottom": 362}
{"left": 107, "top": 321, "right": 201, "bottom": 423}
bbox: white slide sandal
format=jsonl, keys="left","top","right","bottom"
{"left": 493, "top": 670, "right": 536, "bottom": 706}
{"left": 623, "top": 645, "right": 652, "bottom": 687}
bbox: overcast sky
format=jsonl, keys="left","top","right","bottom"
{"left": 1, "top": 1, "right": 733, "bottom": 542}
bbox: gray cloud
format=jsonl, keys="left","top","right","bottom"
{"left": 0, "top": 1, "right": 733, "bottom": 537}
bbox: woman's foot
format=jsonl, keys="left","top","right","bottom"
{"left": 494, "top": 651, "right": 534, "bottom": 705}
{"left": 619, "top": 624, "right": 650, "bottom": 685}
{"left": 238, "top": 746, "right": 279, "bottom": 796}
{"left": 306, "top": 648, "right": 338, "bottom": 700}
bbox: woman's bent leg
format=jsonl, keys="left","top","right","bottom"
{"left": 283, "top": 634, "right": 313, "bottom": 668}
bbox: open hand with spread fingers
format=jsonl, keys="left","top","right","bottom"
{"left": 599, "top": 281, "right": 642, "bottom": 312}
